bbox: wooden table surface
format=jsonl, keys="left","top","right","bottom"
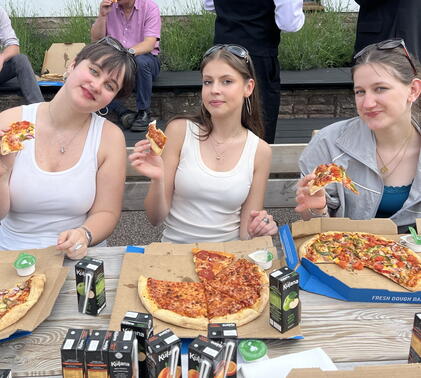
{"left": 0, "top": 245, "right": 418, "bottom": 376}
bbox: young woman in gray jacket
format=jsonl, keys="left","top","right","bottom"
{"left": 295, "top": 39, "right": 421, "bottom": 232}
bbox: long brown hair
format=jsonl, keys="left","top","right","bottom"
{"left": 169, "top": 46, "right": 264, "bottom": 139}
{"left": 352, "top": 41, "right": 421, "bottom": 125}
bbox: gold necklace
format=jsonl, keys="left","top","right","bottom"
{"left": 48, "top": 103, "right": 89, "bottom": 154}
{"left": 376, "top": 127, "right": 412, "bottom": 175}
{"left": 209, "top": 134, "right": 225, "bottom": 160}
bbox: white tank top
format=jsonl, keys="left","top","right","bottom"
{"left": 162, "top": 120, "right": 259, "bottom": 244}
{"left": 0, "top": 103, "right": 104, "bottom": 250}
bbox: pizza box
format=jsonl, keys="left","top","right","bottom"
{"left": 40, "top": 43, "right": 85, "bottom": 78}
{"left": 0, "top": 246, "right": 69, "bottom": 341}
{"left": 287, "top": 363, "right": 421, "bottom": 377}
{"left": 280, "top": 217, "right": 421, "bottom": 303}
{"left": 108, "top": 237, "right": 302, "bottom": 339}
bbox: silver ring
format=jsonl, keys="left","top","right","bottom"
{"left": 262, "top": 217, "right": 270, "bottom": 224}
{"left": 73, "top": 243, "right": 84, "bottom": 251}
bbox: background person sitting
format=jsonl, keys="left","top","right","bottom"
{"left": 129, "top": 44, "right": 278, "bottom": 243}
{"left": 91, "top": 0, "right": 161, "bottom": 132}
{"left": 295, "top": 39, "right": 421, "bottom": 233}
{"left": 0, "top": 37, "right": 136, "bottom": 259}
{"left": 0, "top": 6, "right": 43, "bottom": 104}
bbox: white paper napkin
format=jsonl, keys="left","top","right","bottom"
{"left": 239, "top": 347, "right": 337, "bottom": 378}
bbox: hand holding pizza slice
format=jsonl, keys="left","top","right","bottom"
{"left": 308, "top": 163, "right": 359, "bottom": 195}
{"left": 1, "top": 121, "right": 35, "bottom": 156}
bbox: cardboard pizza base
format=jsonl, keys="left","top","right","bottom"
{"left": 109, "top": 238, "right": 301, "bottom": 339}
{"left": 0, "top": 247, "right": 69, "bottom": 340}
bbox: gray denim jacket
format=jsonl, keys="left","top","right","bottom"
{"left": 299, "top": 117, "right": 421, "bottom": 228}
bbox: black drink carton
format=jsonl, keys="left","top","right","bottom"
{"left": 146, "top": 329, "right": 181, "bottom": 378}
{"left": 108, "top": 331, "right": 139, "bottom": 378}
{"left": 269, "top": 267, "right": 300, "bottom": 333}
{"left": 207, "top": 323, "right": 238, "bottom": 378}
{"left": 121, "top": 311, "right": 153, "bottom": 377}
{"left": 0, "top": 370, "right": 11, "bottom": 378}
{"left": 61, "top": 328, "right": 89, "bottom": 378}
{"left": 409, "top": 313, "right": 421, "bottom": 363}
{"left": 188, "top": 335, "right": 225, "bottom": 378}
{"left": 75, "top": 256, "right": 106, "bottom": 316}
{"left": 85, "top": 330, "right": 114, "bottom": 378}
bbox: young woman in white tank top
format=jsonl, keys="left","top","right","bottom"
{"left": 129, "top": 45, "right": 278, "bottom": 243}
{"left": 0, "top": 37, "right": 136, "bottom": 258}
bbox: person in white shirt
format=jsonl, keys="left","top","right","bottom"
{"left": 129, "top": 45, "right": 278, "bottom": 243}
{"left": 0, "top": 37, "right": 136, "bottom": 258}
{"left": 203, "top": 0, "right": 305, "bottom": 143}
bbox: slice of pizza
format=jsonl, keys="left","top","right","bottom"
{"left": 206, "top": 259, "right": 269, "bottom": 312}
{"left": 308, "top": 163, "right": 359, "bottom": 195}
{"left": 1, "top": 121, "right": 35, "bottom": 155}
{"left": 146, "top": 120, "right": 167, "bottom": 156}
{"left": 138, "top": 276, "right": 208, "bottom": 330}
{"left": 354, "top": 234, "right": 421, "bottom": 292}
{"left": 204, "top": 283, "right": 261, "bottom": 327}
{"left": 192, "top": 248, "right": 236, "bottom": 282}
{"left": 0, "top": 274, "right": 46, "bottom": 331}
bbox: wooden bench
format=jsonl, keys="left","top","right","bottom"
{"left": 123, "top": 143, "right": 306, "bottom": 211}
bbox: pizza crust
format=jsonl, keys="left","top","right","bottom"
{"left": 138, "top": 275, "right": 208, "bottom": 330}
{"left": 0, "top": 274, "right": 46, "bottom": 331}
{"left": 210, "top": 307, "right": 260, "bottom": 327}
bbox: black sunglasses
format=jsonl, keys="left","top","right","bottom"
{"left": 96, "top": 36, "right": 136, "bottom": 66}
{"left": 203, "top": 44, "right": 250, "bottom": 64}
{"left": 354, "top": 38, "right": 417, "bottom": 75}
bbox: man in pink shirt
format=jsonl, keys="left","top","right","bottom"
{"left": 91, "top": 0, "right": 161, "bottom": 131}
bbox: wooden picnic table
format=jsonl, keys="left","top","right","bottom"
{"left": 0, "top": 245, "right": 417, "bottom": 376}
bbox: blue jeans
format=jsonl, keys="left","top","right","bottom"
{"left": 109, "top": 53, "right": 160, "bottom": 115}
{"left": 0, "top": 54, "right": 44, "bottom": 104}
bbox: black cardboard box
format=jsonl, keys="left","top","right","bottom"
{"left": 85, "top": 330, "right": 113, "bottom": 377}
{"left": 61, "top": 328, "right": 89, "bottom": 378}
{"left": 409, "top": 313, "right": 421, "bottom": 363}
{"left": 208, "top": 323, "right": 238, "bottom": 378}
{"left": 108, "top": 331, "right": 138, "bottom": 378}
{"left": 121, "top": 311, "right": 153, "bottom": 377}
{"left": 189, "top": 335, "right": 225, "bottom": 378}
{"left": 146, "top": 329, "right": 181, "bottom": 378}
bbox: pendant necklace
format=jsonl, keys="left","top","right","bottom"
{"left": 48, "top": 102, "right": 89, "bottom": 154}
{"left": 376, "top": 126, "right": 412, "bottom": 175}
{"left": 209, "top": 128, "right": 245, "bottom": 161}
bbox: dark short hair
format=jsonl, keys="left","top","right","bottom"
{"left": 74, "top": 38, "right": 136, "bottom": 98}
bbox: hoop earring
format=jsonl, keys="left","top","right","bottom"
{"left": 97, "top": 107, "right": 109, "bottom": 116}
{"left": 245, "top": 97, "right": 251, "bottom": 115}
{"left": 63, "top": 71, "right": 69, "bottom": 82}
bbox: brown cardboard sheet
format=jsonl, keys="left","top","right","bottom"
{"left": 109, "top": 238, "right": 301, "bottom": 339}
{"left": 291, "top": 218, "right": 421, "bottom": 292}
{"left": 287, "top": 363, "right": 421, "bottom": 377}
{"left": 40, "top": 43, "right": 86, "bottom": 77}
{"left": 0, "top": 247, "right": 69, "bottom": 340}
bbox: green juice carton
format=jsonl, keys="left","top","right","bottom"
{"left": 75, "top": 256, "right": 106, "bottom": 316}
{"left": 269, "top": 267, "right": 300, "bottom": 333}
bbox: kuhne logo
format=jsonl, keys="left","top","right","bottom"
{"left": 158, "top": 349, "right": 172, "bottom": 362}
{"left": 283, "top": 279, "right": 298, "bottom": 291}
{"left": 189, "top": 352, "right": 200, "bottom": 362}
{"left": 76, "top": 269, "right": 86, "bottom": 277}
{"left": 110, "top": 361, "right": 130, "bottom": 367}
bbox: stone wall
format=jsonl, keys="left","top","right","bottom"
{"left": 0, "top": 86, "right": 357, "bottom": 120}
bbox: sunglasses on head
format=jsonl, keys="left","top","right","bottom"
{"left": 203, "top": 44, "right": 250, "bottom": 64}
{"left": 96, "top": 36, "right": 136, "bottom": 66}
{"left": 354, "top": 38, "right": 417, "bottom": 75}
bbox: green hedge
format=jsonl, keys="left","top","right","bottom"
{"left": 8, "top": 3, "right": 356, "bottom": 73}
